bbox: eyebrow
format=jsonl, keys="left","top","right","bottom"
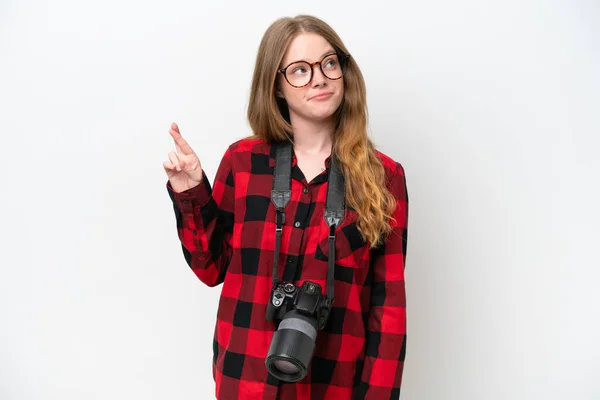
{"left": 283, "top": 49, "right": 337, "bottom": 67}
{"left": 318, "top": 49, "right": 336, "bottom": 59}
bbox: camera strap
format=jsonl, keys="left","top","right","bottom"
{"left": 271, "top": 140, "right": 346, "bottom": 304}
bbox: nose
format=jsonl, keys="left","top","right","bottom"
{"left": 311, "top": 64, "right": 327, "bottom": 87}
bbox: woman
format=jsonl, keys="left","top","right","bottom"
{"left": 163, "top": 15, "right": 409, "bottom": 400}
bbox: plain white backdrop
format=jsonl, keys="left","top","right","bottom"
{"left": 1, "top": 0, "right": 599, "bottom": 399}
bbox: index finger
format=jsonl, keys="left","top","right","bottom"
{"left": 169, "top": 128, "right": 195, "bottom": 156}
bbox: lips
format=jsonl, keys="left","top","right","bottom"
{"left": 310, "top": 92, "right": 333, "bottom": 100}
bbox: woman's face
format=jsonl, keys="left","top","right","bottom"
{"left": 276, "top": 33, "right": 345, "bottom": 124}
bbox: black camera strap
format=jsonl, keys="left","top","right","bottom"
{"left": 270, "top": 140, "right": 345, "bottom": 304}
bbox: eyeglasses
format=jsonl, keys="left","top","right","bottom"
{"left": 278, "top": 52, "right": 351, "bottom": 88}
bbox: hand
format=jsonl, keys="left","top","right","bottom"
{"left": 163, "top": 122, "right": 203, "bottom": 193}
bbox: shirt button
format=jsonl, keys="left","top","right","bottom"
{"left": 287, "top": 256, "right": 293, "bottom": 263}
{"left": 294, "top": 221, "right": 301, "bottom": 228}
{"left": 303, "top": 188, "right": 309, "bottom": 194}
{"left": 182, "top": 199, "right": 190, "bottom": 204}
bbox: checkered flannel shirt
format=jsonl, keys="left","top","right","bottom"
{"left": 166, "top": 138, "right": 409, "bottom": 400}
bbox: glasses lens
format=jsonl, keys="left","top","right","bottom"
{"left": 321, "top": 54, "right": 344, "bottom": 80}
{"left": 285, "top": 61, "right": 312, "bottom": 87}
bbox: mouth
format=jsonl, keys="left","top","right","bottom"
{"left": 310, "top": 92, "right": 333, "bottom": 101}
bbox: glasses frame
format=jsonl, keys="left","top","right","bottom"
{"left": 277, "top": 52, "right": 351, "bottom": 88}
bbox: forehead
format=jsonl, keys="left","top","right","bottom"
{"left": 281, "top": 33, "right": 335, "bottom": 65}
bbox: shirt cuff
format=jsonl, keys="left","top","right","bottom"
{"left": 166, "top": 170, "right": 212, "bottom": 213}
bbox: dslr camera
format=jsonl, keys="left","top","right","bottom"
{"left": 265, "top": 280, "right": 332, "bottom": 382}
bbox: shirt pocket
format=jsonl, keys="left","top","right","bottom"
{"left": 314, "top": 208, "right": 370, "bottom": 268}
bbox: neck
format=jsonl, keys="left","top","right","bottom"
{"left": 289, "top": 113, "right": 335, "bottom": 155}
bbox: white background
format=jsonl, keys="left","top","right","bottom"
{"left": 1, "top": 0, "right": 599, "bottom": 399}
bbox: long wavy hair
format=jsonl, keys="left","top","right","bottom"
{"left": 246, "top": 15, "right": 397, "bottom": 248}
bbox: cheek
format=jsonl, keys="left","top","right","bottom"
{"left": 336, "top": 81, "right": 345, "bottom": 99}
{"left": 335, "top": 84, "right": 345, "bottom": 103}
{"left": 282, "top": 87, "right": 307, "bottom": 108}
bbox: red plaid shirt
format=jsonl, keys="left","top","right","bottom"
{"left": 166, "top": 138, "right": 409, "bottom": 400}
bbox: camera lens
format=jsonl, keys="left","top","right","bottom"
{"left": 265, "top": 310, "right": 318, "bottom": 382}
{"left": 273, "top": 359, "right": 300, "bottom": 374}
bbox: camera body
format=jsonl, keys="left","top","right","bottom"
{"left": 266, "top": 280, "right": 331, "bottom": 330}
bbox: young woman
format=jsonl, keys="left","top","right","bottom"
{"left": 163, "top": 15, "right": 409, "bottom": 400}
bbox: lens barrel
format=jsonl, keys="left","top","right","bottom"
{"left": 265, "top": 310, "right": 319, "bottom": 382}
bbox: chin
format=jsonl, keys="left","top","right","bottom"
{"left": 312, "top": 111, "right": 337, "bottom": 121}
{"left": 308, "top": 103, "right": 342, "bottom": 121}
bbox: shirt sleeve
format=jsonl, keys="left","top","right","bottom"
{"left": 354, "top": 163, "right": 409, "bottom": 399}
{"left": 166, "top": 145, "right": 235, "bottom": 287}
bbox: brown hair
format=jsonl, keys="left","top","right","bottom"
{"left": 245, "top": 15, "right": 397, "bottom": 248}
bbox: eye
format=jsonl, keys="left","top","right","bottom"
{"left": 323, "top": 56, "right": 338, "bottom": 69}
{"left": 291, "top": 66, "right": 307, "bottom": 75}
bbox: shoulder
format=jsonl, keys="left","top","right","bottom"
{"left": 226, "top": 136, "right": 270, "bottom": 155}
{"left": 218, "top": 137, "right": 272, "bottom": 173}
{"left": 373, "top": 149, "right": 408, "bottom": 221}
{"left": 373, "top": 149, "right": 406, "bottom": 184}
